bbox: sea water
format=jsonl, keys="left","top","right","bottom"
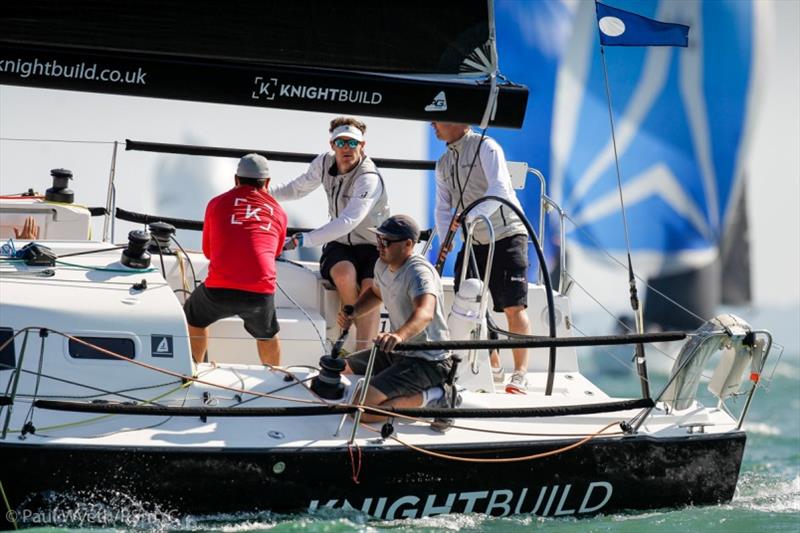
{"left": 15, "top": 330, "right": 800, "bottom": 532}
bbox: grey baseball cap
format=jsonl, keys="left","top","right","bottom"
{"left": 237, "top": 153, "right": 270, "bottom": 179}
{"left": 370, "top": 214, "right": 420, "bottom": 242}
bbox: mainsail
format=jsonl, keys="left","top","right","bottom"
{"left": 0, "top": 0, "right": 528, "bottom": 127}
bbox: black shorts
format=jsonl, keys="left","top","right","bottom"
{"left": 319, "top": 241, "right": 379, "bottom": 284}
{"left": 454, "top": 233, "right": 529, "bottom": 312}
{"left": 183, "top": 284, "right": 280, "bottom": 339}
{"left": 346, "top": 349, "right": 452, "bottom": 400}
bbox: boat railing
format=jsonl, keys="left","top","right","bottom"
{"left": 459, "top": 215, "right": 495, "bottom": 374}
{"left": 541, "top": 194, "right": 569, "bottom": 294}
{"left": 460, "top": 215, "right": 495, "bottom": 320}
{"left": 516, "top": 166, "right": 570, "bottom": 294}
{"left": 628, "top": 315, "right": 773, "bottom": 432}
{"left": 1, "top": 326, "right": 687, "bottom": 439}
{"left": 99, "top": 138, "right": 577, "bottom": 308}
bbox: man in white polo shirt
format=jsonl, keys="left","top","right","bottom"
{"left": 270, "top": 116, "right": 390, "bottom": 350}
{"left": 432, "top": 122, "right": 531, "bottom": 394}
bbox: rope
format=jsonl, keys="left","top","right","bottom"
{"left": 347, "top": 443, "right": 363, "bottom": 484}
{"left": 0, "top": 358, "right": 178, "bottom": 406}
{"left": 169, "top": 236, "right": 197, "bottom": 289}
{"left": 1, "top": 327, "right": 663, "bottom": 437}
{"left": 598, "top": 47, "right": 636, "bottom": 284}
{"left": 364, "top": 421, "right": 620, "bottom": 464}
{"left": 58, "top": 246, "right": 125, "bottom": 259}
{"left": 427, "top": 421, "right": 623, "bottom": 438}
{"left": 565, "top": 272, "right": 720, "bottom": 382}
{"left": 395, "top": 331, "right": 685, "bottom": 351}
{"left": 61, "top": 330, "right": 324, "bottom": 405}
{"left": 0, "top": 137, "right": 115, "bottom": 145}
{"left": 0, "top": 328, "right": 321, "bottom": 406}
{"left": 175, "top": 249, "right": 190, "bottom": 296}
{"left": 14, "top": 382, "right": 189, "bottom": 435}
{"left": 276, "top": 283, "right": 326, "bottom": 352}
{"left": 54, "top": 260, "right": 156, "bottom": 273}
{"left": 0, "top": 479, "right": 17, "bottom": 530}
{"left": 569, "top": 321, "right": 639, "bottom": 375}
{"left": 562, "top": 212, "right": 707, "bottom": 325}
{"left": 22, "top": 332, "right": 47, "bottom": 429}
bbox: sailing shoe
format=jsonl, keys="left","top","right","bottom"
{"left": 491, "top": 365, "right": 505, "bottom": 384}
{"left": 430, "top": 383, "right": 463, "bottom": 433}
{"left": 505, "top": 371, "right": 528, "bottom": 394}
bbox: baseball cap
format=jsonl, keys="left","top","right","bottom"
{"left": 237, "top": 153, "right": 270, "bottom": 179}
{"left": 330, "top": 124, "right": 365, "bottom": 143}
{"left": 370, "top": 214, "right": 420, "bottom": 242}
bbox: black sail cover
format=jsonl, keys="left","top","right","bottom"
{"left": 0, "top": 0, "right": 528, "bottom": 128}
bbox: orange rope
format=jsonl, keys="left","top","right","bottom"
{"left": 362, "top": 420, "right": 621, "bottom": 464}
{"left": 0, "top": 195, "right": 44, "bottom": 199}
{"left": 347, "top": 442, "right": 363, "bottom": 484}
{"left": 3, "top": 327, "right": 322, "bottom": 405}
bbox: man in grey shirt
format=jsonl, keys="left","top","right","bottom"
{"left": 338, "top": 215, "right": 456, "bottom": 423}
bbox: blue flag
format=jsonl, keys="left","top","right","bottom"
{"left": 595, "top": 2, "right": 689, "bottom": 47}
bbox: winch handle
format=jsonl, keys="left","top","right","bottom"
{"left": 434, "top": 216, "right": 461, "bottom": 274}
{"left": 331, "top": 305, "right": 355, "bottom": 359}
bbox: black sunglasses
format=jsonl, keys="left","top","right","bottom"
{"left": 376, "top": 235, "right": 405, "bottom": 247}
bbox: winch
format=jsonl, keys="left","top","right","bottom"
{"left": 120, "top": 230, "right": 152, "bottom": 269}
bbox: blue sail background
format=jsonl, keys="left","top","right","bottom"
{"left": 428, "top": 0, "right": 760, "bottom": 323}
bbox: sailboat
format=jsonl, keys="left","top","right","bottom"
{"left": 0, "top": 0, "right": 775, "bottom": 526}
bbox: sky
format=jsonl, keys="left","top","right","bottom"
{"left": 747, "top": 0, "right": 800, "bottom": 307}
{"left": 0, "top": 0, "right": 797, "bottom": 346}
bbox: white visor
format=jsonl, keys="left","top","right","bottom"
{"left": 330, "top": 124, "right": 364, "bottom": 143}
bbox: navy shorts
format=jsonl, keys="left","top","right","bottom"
{"left": 184, "top": 284, "right": 279, "bottom": 339}
{"left": 454, "top": 233, "right": 529, "bottom": 312}
{"left": 320, "top": 241, "right": 379, "bottom": 284}
{"left": 346, "top": 349, "right": 452, "bottom": 400}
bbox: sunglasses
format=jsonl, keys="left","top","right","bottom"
{"left": 333, "top": 138, "right": 361, "bottom": 149}
{"left": 377, "top": 235, "right": 405, "bottom": 247}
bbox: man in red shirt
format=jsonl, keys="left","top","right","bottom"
{"left": 183, "top": 153, "right": 287, "bottom": 365}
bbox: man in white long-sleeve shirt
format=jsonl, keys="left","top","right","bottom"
{"left": 432, "top": 122, "right": 531, "bottom": 394}
{"left": 270, "top": 117, "right": 389, "bottom": 349}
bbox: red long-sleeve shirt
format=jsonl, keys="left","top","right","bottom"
{"left": 202, "top": 186, "right": 287, "bottom": 294}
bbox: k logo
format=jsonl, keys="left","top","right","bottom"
{"left": 252, "top": 76, "right": 278, "bottom": 101}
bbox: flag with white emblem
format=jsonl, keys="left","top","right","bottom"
{"left": 595, "top": 1, "right": 689, "bottom": 47}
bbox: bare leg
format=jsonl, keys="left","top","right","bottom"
{"left": 257, "top": 336, "right": 281, "bottom": 366}
{"left": 504, "top": 305, "right": 530, "bottom": 372}
{"left": 355, "top": 279, "right": 380, "bottom": 350}
{"left": 356, "top": 386, "right": 424, "bottom": 423}
{"left": 188, "top": 325, "right": 208, "bottom": 364}
{"left": 329, "top": 261, "right": 367, "bottom": 349}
